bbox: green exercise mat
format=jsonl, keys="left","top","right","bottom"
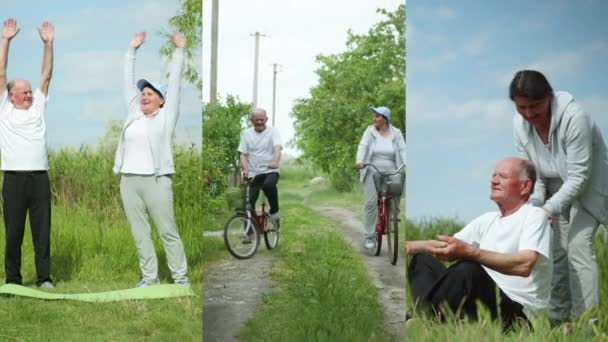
{"left": 0, "top": 283, "right": 195, "bottom": 302}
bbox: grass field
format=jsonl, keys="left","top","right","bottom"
{"left": 405, "top": 218, "right": 608, "bottom": 341}
{"left": 203, "top": 165, "right": 402, "bottom": 341}
{"left": 0, "top": 146, "right": 202, "bottom": 341}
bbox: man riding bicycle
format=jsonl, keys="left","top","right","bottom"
{"left": 238, "top": 107, "right": 282, "bottom": 226}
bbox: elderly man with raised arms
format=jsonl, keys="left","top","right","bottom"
{"left": 0, "top": 18, "right": 55, "bottom": 288}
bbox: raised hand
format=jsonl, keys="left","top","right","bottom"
{"left": 3, "top": 18, "right": 20, "bottom": 40}
{"left": 38, "top": 21, "right": 54, "bottom": 43}
{"left": 129, "top": 32, "right": 146, "bottom": 49}
{"left": 171, "top": 31, "right": 186, "bottom": 48}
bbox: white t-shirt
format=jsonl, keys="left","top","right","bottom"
{"left": 120, "top": 116, "right": 155, "bottom": 175}
{"left": 454, "top": 204, "right": 552, "bottom": 319}
{"left": 370, "top": 133, "right": 396, "bottom": 171}
{"left": 0, "top": 89, "right": 49, "bottom": 170}
{"left": 532, "top": 132, "right": 560, "bottom": 178}
{"left": 238, "top": 126, "right": 281, "bottom": 177}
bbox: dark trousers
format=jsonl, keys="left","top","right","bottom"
{"left": 408, "top": 253, "right": 529, "bottom": 332}
{"left": 249, "top": 172, "right": 280, "bottom": 214}
{"left": 2, "top": 171, "right": 52, "bottom": 286}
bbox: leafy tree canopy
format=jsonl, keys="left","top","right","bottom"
{"left": 291, "top": 4, "right": 405, "bottom": 191}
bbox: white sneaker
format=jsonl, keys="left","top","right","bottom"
{"left": 364, "top": 236, "right": 376, "bottom": 249}
{"left": 38, "top": 281, "right": 54, "bottom": 289}
{"left": 269, "top": 212, "right": 280, "bottom": 227}
{"left": 136, "top": 279, "right": 160, "bottom": 288}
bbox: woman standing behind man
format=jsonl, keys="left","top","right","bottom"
{"left": 511, "top": 70, "right": 608, "bottom": 325}
{"left": 355, "top": 107, "right": 406, "bottom": 249}
{"left": 113, "top": 31, "right": 189, "bottom": 288}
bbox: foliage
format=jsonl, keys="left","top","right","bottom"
{"left": 291, "top": 4, "right": 405, "bottom": 191}
{"left": 96, "top": 119, "right": 123, "bottom": 155}
{"left": 202, "top": 142, "right": 227, "bottom": 199}
{"left": 160, "top": 0, "right": 203, "bottom": 90}
{"left": 202, "top": 95, "right": 251, "bottom": 171}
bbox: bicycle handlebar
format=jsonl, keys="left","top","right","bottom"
{"left": 363, "top": 163, "right": 405, "bottom": 176}
{"left": 242, "top": 164, "right": 270, "bottom": 184}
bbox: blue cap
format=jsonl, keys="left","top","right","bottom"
{"left": 137, "top": 79, "right": 167, "bottom": 99}
{"left": 368, "top": 106, "right": 391, "bottom": 120}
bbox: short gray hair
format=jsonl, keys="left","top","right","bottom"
{"left": 519, "top": 159, "right": 537, "bottom": 199}
{"left": 251, "top": 107, "right": 267, "bottom": 117}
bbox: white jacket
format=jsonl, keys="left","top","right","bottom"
{"left": 113, "top": 47, "right": 185, "bottom": 176}
{"left": 513, "top": 91, "right": 608, "bottom": 226}
{"left": 355, "top": 124, "right": 406, "bottom": 183}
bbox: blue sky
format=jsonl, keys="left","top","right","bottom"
{"left": 406, "top": 0, "right": 608, "bottom": 222}
{"left": 3, "top": 0, "right": 201, "bottom": 149}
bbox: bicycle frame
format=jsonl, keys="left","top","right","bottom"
{"left": 365, "top": 163, "right": 404, "bottom": 264}
{"left": 376, "top": 196, "right": 390, "bottom": 240}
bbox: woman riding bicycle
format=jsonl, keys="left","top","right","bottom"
{"left": 355, "top": 106, "right": 406, "bottom": 250}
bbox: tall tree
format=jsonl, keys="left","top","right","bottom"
{"left": 292, "top": 5, "right": 405, "bottom": 191}
{"left": 160, "top": 0, "right": 202, "bottom": 90}
{"left": 203, "top": 95, "right": 252, "bottom": 172}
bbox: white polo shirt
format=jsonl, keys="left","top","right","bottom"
{"left": 0, "top": 89, "right": 49, "bottom": 171}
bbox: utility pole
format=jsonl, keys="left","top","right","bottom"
{"left": 209, "top": 0, "right": 219, "bottom": 105}
{"left": 271, "top": 63, "right": 280, "bottom": 127}
{"left": 250, "top": 31, "right": 265, "bottom": 107}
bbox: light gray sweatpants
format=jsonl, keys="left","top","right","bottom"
{"left": 120, "top": 174, "right": 188, "bottom": 283}
{"left": 363, "top": 172, "right": 379, "bottom": 237}
{"left": 546, "top": 179, "right": 599, "bottom": 321}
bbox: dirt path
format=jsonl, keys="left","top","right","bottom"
{"left": 202, "top": 252, "right": 273, "bottom": 342}
{"left": 315, "top": 207, "right": 406, "bottom": 340}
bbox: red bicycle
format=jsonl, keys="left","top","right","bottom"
{"left": 223, "top": 174, "right": 280, "bottom": 259}
{"left": 366, "top": 163, "right": 405, "bottom": 265}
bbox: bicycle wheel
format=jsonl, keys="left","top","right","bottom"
{"left": 387, "top": 197, "right": 399, "bottom": 265}
{"left": 263, "top": 213, "right": 280, "bottom": 249}
{"left": 374, "top": 201, "right": 384, "bottom": 256}
{"left": 224, "top": 213, "right": 260, "bottom": 259}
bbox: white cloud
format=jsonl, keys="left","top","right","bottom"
{"left": 437, "top": 6, "right": 458, "bottom": 18}
{"left": 57, "top": 49, "right": 123, "bottom": 94}
{"left": 408, "top": 92, "right": 511, "bottom": 123}
{"left": 407, "top": 23, "right": 447, "bottom": 51}
{"left": 76, "top": 1, "right": 173, "bottom": 32}
{"left": 414, "top": 5, "right": 458, "bottom": 19}
{"left": 461, "top": 32, "right": 490, "bottom": 56}
{"left": 58, "top": 48, "right": 174, "bottom": 94}
{"left": 578, "top": 95, "right": 608, "bottom": 133}
{"left": 495, "top": 41, "right": 608, "bottom": 86}
{"left": 411, "top": 31, "right": 490, "bottom": 72}
{"left": 78, "top": 95, "right": 125, "bottom": 123}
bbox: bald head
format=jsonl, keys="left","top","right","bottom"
{"left": 251, "top": 107, "right": 268, "bottom": 132}
{"left": 8, "top": 78, "right": 34, "bottom": 110}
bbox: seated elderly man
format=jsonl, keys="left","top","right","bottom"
{"left": 406, "top": 157, "right": 552, "bottom": 331}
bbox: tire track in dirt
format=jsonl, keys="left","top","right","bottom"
{"left": 202, "top": 253, "right": 273, "bottom": 342}
{"left": 314, "top": 207, "right": 406, "bottom": 340}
